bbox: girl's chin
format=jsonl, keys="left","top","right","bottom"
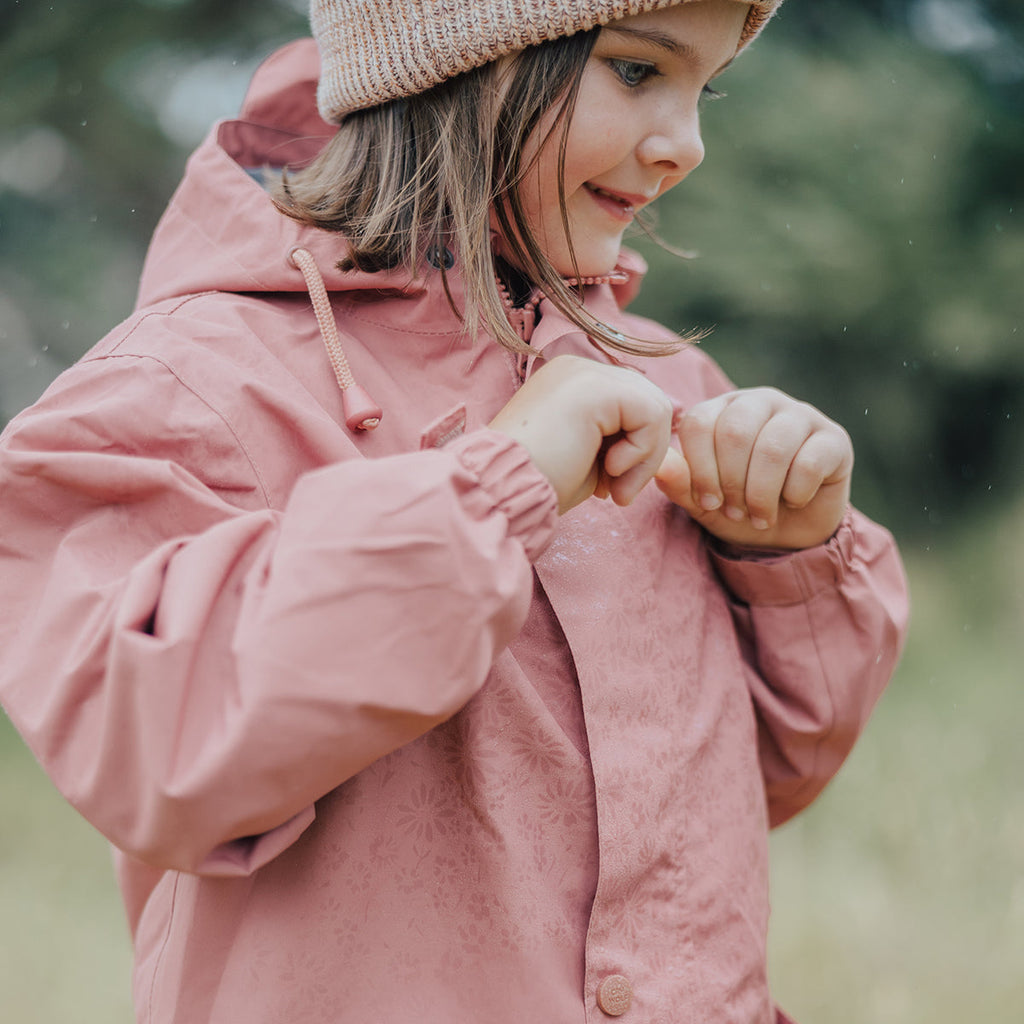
{"left": 494, "top": 229, "right": 622, "bottom": 281}
{"left": 546, "top": 237, "right": 624, "bottom": 280}
{"left": 549, "top": 256, "right": 620, "bottom": 280}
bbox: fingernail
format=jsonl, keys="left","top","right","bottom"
{"left": 700, "top": 493, "right": 722, "bottom": 511}
{"left": 750, "top": 516, "right": 770, "bottom": 531}
{"left": 724, "top": 505, "right": 745, "bottom": 522}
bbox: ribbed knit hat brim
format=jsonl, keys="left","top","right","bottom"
{"left": 313, "top": 0, "right": 782, "bottom": 123}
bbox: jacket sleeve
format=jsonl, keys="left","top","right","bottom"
{"left": 0, "top": 355, "right": 557, "bottom": 876}
{"left": 708, "top": 507, "right": 909, "bottom": 827}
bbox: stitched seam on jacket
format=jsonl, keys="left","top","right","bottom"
{"left": 110, "top": 292, "right": 363, "bottom": 444}
{"left": 146, "top": 871, "right": 181, "bottom": 1024}
{"left": 338, "top": 301, "right": 467, "bottom": 338}
{"left": 83, "top": 347, "right": 273, "bottom": 509}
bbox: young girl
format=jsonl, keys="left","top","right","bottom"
{"left": 0, "top": 2, "right": 908, "bottom": 1021}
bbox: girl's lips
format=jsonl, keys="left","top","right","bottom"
{"left": 584, "top": 183, "right": 644, "bottom": 224}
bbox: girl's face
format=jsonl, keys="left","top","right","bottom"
{"left": 518, "top": 0, "right": 749, "bottom": 278}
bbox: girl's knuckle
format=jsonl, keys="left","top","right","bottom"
{"left": 758, "top": 438, "right": 792, "bottom": 466}
{"left": 716, "top": 420, "right": 751, "bottom": 452}
{"left": 681, "top": 410, "right": 715, "bottom": 439}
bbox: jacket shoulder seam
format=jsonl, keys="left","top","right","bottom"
{"left": 83, "top": 343, "right": 273, "bottom": 509}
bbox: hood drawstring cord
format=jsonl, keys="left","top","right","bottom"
{"left": 288, "top": 247, "right": 382, "bottom": 432}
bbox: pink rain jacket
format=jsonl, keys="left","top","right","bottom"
{"left": 0, "top": 40, "right": 908, "bottom": 1024}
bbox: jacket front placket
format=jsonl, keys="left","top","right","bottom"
{"left": 533, "top": 478, "right": 772, "bottom": 1024}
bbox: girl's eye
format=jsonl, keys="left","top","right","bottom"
{"left": 608, "top": 59, "right": 659, "bottom": 88}
{"left": 701, "top": 84, "right": 725, "bottom": 102}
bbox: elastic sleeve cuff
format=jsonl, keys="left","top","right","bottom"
{"left": 446, "top": 429, "right": 558, "bottom": 563}
{"left": 708, "top": 508, "right": 858, "bottom": 607}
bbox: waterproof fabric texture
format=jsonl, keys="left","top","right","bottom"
{"left": 0, "top": 39, "right": 908, "bottom": 1024}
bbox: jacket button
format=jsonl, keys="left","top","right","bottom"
{"left": 596, "top": 974, "right": 633, "bottom": 1016}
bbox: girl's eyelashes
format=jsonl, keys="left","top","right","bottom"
{"left": 607, "top": 58, "right": 660, "bottom": 89}
{"left": 604, "top": 56, "right": 726, "bottom": 103}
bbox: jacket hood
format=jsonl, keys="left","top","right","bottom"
{"left": 136, "top": 38, "right": 647, "bottom": 313}
{"left": 136, "top": 39, "right": 427, "bottom": 310}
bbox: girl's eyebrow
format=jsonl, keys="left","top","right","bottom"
{"left": 603, "top": 26, "right": 694, "bottom": 58}
{"left": 601, "top": 25, "right": 737, "bottom": 75}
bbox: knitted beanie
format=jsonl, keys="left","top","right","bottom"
{"left": 312, "top": 0, "right": 783, "bottom": 123}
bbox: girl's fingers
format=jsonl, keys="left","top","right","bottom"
{"left": 654, "top": 447, "right": 694, "bottom": 510}
{"left": 601, "top": 415, "right": 674, "bottom": 506}
{"left": 679, "top": 390, "right": 777, "bottom": 516}
{"left": 586, "top": 369, "right": 674, "bottom": 505}
{"left": 778, "top": 428, "right": 854, "bottom": 510}
{"left": 490, "top": 356, "right": 675, "bottom": 513}
{"left": 662, "top": 387, "right": 854, "bottom": 549}
{"left": 606, "top": 453, "right": 661, "bottom": 506}
{"left": 675, "top": 393, "right": 731, "bottom": 511}
{"left": 712, "top": 394, "right": 779, "bottom": 520}
{"left": 743, "top": 410, "right": 814, "bottom": 527}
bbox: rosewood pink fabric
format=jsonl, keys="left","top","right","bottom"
{"left": 0, "top": 39, "right": 908, "bottom": 1024}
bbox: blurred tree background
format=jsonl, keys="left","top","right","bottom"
{"left": 636, "top": 0, "right": 1024, "bottom": 546}
{"left": 1, "top": 1, "right": 1022, "bottom": 1022}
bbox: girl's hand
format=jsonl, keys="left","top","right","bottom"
{"left": 655, "top": 387, "right": 854, "bottom": 550}
{"left": 489, "top": 355, "right": 675, "bottom": 514}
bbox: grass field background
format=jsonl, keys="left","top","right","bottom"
{"left": 2, "top": 507, "right": 1022, "bottom": 1023}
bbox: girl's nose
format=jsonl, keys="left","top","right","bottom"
{"left": 636, "top": 107, "right": 705, "bottom": 177}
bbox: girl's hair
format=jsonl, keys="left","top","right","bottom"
{"left": 275, "top": 30, "right": 684, "bottom": 357}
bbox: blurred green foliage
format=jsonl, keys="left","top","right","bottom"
{"left": 1, "top": 0, "right": 1022, "bottom": 543}
{"left": 633, "top": 2, "right": 1024, "bottom": 542}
